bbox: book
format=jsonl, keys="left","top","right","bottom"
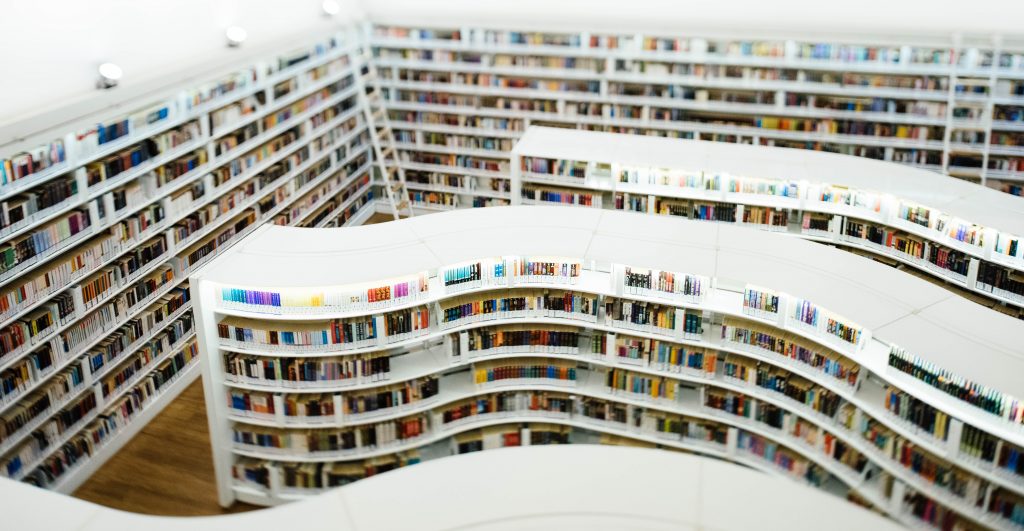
{"left": 722, "top": 318, "right": 860, "bottom": 386}
{"left": 888, "top": 345, "right": 1020, "bottom": 424}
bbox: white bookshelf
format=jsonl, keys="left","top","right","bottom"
{"left": 0, "top": 24, "right": 388, "bottom": 493}
{"left": 506, "top": 126, "right": 1024, "bottom": 315}
{"left": 3, "top": 14, "right": 1024, "bottom": 513}
{"left": 191, "top": 207, "right": 1024, "bottom": 529}
{"left": 368, "top": 23, "right": 1024, "bottom": 198}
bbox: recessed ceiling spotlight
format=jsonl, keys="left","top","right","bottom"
{"left": 225, "top": 26, "right": 248, "bottom": 47}
{"left": 96, "top": 62, "right": 123, "bottom": 89}
{"left": 322, "top": 0, "right": 341, "bottom": 16}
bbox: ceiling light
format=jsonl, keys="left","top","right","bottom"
{"left": 96, "top": 62, "right": 123, "bottom": 89}
{"left": 225, "top": 26, "right": 248, "bottom": 47}
{"left": 322, "top": 0, "right": 341, "bottom": 16}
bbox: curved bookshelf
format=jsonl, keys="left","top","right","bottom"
{"left": 0, "top": 445, "right": 904, "bottom": 531}
{"left": 508, "top": 126, "right": 1024, "bottom": 317}
{"left": 193, "top": 207, "right": 1024, "bottom": 530}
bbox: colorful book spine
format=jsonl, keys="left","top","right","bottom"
{"left": 888, "top": 345, "right": 1020, "bottom": 425}
{"left": 216, "top": 317, "right": 377, "bottom": 348}
{"left": 721, "top": 320, "right": 859, "bottom": 386}
{"left": 473, "top": 363, "right": 577, "bottom": 384}
{"left": 743, "top": 287, "right": 780, "bottom": 317}
{"left": 606, "top": 369, "right": 678, "bottom": 400}
{"left": 884, "top": 385, "right": 950, "bottom": 441}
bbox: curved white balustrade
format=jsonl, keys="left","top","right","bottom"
{"left": 195, "top": 206, "right": 1024, "bottom": 402}
{"left": 513, "top": 126, "right": 1024, "bottom": 236}
{"left": 3, "top": 446, "right": 902, "bottom": 531}
{"left": 509, "top": 127, "right": 1024, "bottom": 310}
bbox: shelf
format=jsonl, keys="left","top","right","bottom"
{"left": 52, "top": 359, "right": 201, "bottom": 494}
{"left": 382, "top": 79, "right": 951, "bottom": 127}
{"left": 218, "top": 336, "right": 1024, "bottom": 497}
{"left": 193, "top": 206, "right": 1024, "bottom": 525}
{"left": 0, "top": 28, "right": 402, "bottom": 498}
{"left": 386, "top": 101, "right": 948, "bottom": 153}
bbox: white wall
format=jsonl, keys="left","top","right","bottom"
{"left": 360, "top": 0, "right": 1023, "bottom": 38}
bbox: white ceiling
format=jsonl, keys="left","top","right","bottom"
{"left": 0, "top": 0, "right": 1019, "bottom": 149}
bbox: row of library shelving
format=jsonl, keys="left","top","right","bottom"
{"left": 512, "top": 127, "right": 1024, "bottom": 311}
{"left": 368, "top": 24, "right": 1024, "bottom": 190}
{"left": 517, "top": 195, "right": 1022, "bottom": 311}
{"left": 377, "top": 79, "right": 967, "bottom": 148}
{"left": 223, "top": 379, "right": 1017, "bottom": 531}
{"left": 0, "top": 59, "right": 363, "bottom": 326}
{"left": 0, "top": 107, "right": 373, "bottom": 396}
{"left": 371, "top": 57, "right": 961, "bottom": 104}
{"left": 227, "top": 414, "right": 889, "bottom": 507}
{"left": 211, "top": 334, "right": 1024, "bottom": 528}
{"left": 382, "top": 108, "right": 1024, "bottom": 188}
{"left": 3, "top": 107, "right": 361, "bottom": 321}
{"left": 367, "top": 28, "right": 1024, "bottom": 105}
{"left": 196, "top": 207, "right": 1022, "bottom": 416}
{"left": 370, "top": 122, "right": 1024, "bottom": 311}
{"left": 0, "top": 120, "right": 383, "bottom": 493}
{"left": 12, "top": 336, "right": 199, "bottom": 490}
{"left": 205, "top": 265, "right": 1024, "bottom": 460}
{"left": 0, "top": 39, "right": 359, "bottom": 199}
{"left": 386, "top": 99, "right": 953, "bottom": 152}
{"left": 0, "top": 122, "right": 373, "bottom": 387}
{"left": 378, "top": 77, "right": 960, "bottom": 130}
{"left": 0, "top": 124, "right": 378, "bottom": 419}
{"left": 45, "top": 358, "right": 201, "bottom": 495}
{"left": 191, "top": 209, "right": 1024, "bottom": 527}
{"left": 379, "top": 100, "right": 1024, "bottom": 195}
{"left": 0, "top": 49, "right": 378, "bottom": 323}
{"left": 0, "top": 64, "right": 358, "bottom": 291}
{"left": 368, "top": 27, "right": 1024, "bottom": 79}
{"left": 0, "top": 164, "right": 381, "bottom": 493}
{"left": 219, "top": 353, "right": 1019, "bottom": 531}
{"left": 216, "top": 324, "right": 1024, "bottom": 497}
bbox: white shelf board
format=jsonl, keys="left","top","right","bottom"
{"left": 512, "top": 127, "right": 1024, "bottom": 236}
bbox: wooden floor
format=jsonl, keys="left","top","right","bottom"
{"left": 70, "top": 211, "right": 399, "bottom": 516}
{"left": 366, "top": 212, "right": 400, "bottom": 224}
{"left": 72, "top": 380, "right": 258, "bottom": 515}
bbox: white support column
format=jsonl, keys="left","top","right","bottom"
{"left": 273, "top": 394, "right": 286, "bottom": 425}
{"left": 268, "top": 464, "right": 283, "bottom": 502}
{"left": 979, "top": 36, "right": 1001, "bottom": 187}
{"left": 967, "top": 257, "right": 981, "bottom": 288}
{"left": 888, "top": 479, "right": 907, "bottom": 515}
{"left": 946, "top": 418, "right": 964, "bottom": 454}
{"left": 191, "top": 277, "right": 236, "bottom": 508}
{"left": 458, "top": 330, "right": 469, "bottom": 360}
{"left": 509, "top": 151, "right": 523, "bottom": 205}
{"left": 941, "top": 35, "right": 963, "bottom": 175}
{"left": 333, "top": 394, "right": 345, "bottom": 425}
